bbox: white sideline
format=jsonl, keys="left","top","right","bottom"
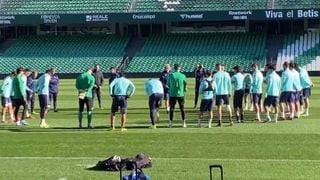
{"left": 0, "top": 157, "right": 320, "bottom": 163}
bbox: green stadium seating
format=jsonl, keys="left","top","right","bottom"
{"left": 275, "top": 0, "right": 320, "bottom": 9}
{"left": 0, "top": 0, "right": 130, "bottom": 15}
{"left": 136, "top": 0, "right": 269, "bottom": 12}
{"left": 126, "top": 33, "right": 267, "bottom": 73}
{"left": 276, "top": 32, "right": 320, "bottom": 70}
{"left": 0, "top": 35, "right": 128, "bottom": 73}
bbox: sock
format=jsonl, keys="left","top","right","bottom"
{"left": 290, "top": 112, "right": 294, "bottom": 118}
{"left": 295, "top": 112, "right": 300, "bottom": 118}
{"left": 197, "top": 119, "right": 201, "bottom": 126}
{"left": 281, "top": 112, "right": 285, "bottom": 118}
{"left": 166, "top": 107, "right": 170, "bottom": 111}
{"left": 208, "top": 119, "right": 212, "bottom": 128}
{"left": 266, "top": 111, "right": 270, "bottom": 120}
{"left": 2, "top": 115, "right": 5, "bottom": 121}
{"left": 306, "top": 108, "right": 309, "bottom": 114}
{"left": 256, "top": 112, "right": 260, "bottom": 120}
{"left": 78, "top": 112, "right": 83, "bottom": 127}
{"left": 274, "top": 114, "right": 278, "bottom": 121}
{"left": 40, "top": 119, "right": 45, "bottom": 124}
{"left": 87, "top": 111, "right": 92, "bottom": 127}
{"left": 240, "top": 114, "right": 244, "bottom": 120}
{"left": 10, "top": 114, "right": 14, "bottom": 121}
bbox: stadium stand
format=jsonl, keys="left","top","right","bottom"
{"left": 0, "top": 35, "right": 128, "bottom": 73}
{"left": 276, "top": 32, "right": 320, "bottom": 71}
{"left": 274, "top": 0, "right": 320, "bottom": 9}
{"left": 137, "top": 0, "right": 269, "bottom": 12}
{"left": 126, "top": 33, "right": 267, "bottom": 73}
{"left": 0, "top": 0, "right": 130, "bottom": 14}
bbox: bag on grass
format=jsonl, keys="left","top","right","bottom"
{"left": 134, "top": 153, "right": 152, "bottom": 169}
{"left": 96, "top": 155, "right": 122, "bottom": 171}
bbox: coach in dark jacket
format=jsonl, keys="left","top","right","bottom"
{"left": 93, "top": 64, "right": 104, "bottom": 109}
{"left": 194, "top": 64, "right": 205, "bottom": 108}
{"left": 49, "top": 67, "right": 59, "bottom": 112}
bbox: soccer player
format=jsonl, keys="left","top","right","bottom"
{"left": 27, "top": 71, "right": 38, "bottom": 115}
{"left": 49, "top": 67, "right": 59, "bottom": 112}
{"left": 75, "top": 68, "right": 95, "bottom": 129}
{"left": 160, "top": 64, "right": 171, "bottom": 113}
{"left": 12, "top": 67, "right": 28, "bottom": 126}
{"left": 243, "top": 72, "right": 253, "bottom": 111}
{"left": 251, "top": 63, "right": 264, "bottom": 122}
{"left": 24, "top": 68, "right": 32, "bottom": 118}
{"left": 214, "top": 64, "right": 232, "bottom": 127}
{"left": 92, "top": 64, "right": 104, "bottom": 109}
{"left": 167, "top": 64, "right": 187, "bottom": 128}
{"left": 294, "top": 63, "right": 312, "bottom": 116}
{"left": 194, "top": 64, "right": 205, "bottom": 108}
{"left": 36, "top": 69, "right": 52, "bottom": 128}
{"left": 264, "top": 64, "right": 281, "bottom": 123}
{"left": 231, "top": 65, "right": 245, "bottom": 123}
{"left": 279, "top": 62, "right": 295, "bottom": 120}
{"left": 144, "top": 79, "right": 164, "bottom": 129}
{"left": 197, "top": 70, "right": 215, "bottom": 128}
{"left": 1, "top": 72, "right": 15, "bottom": 123}
{"left": 290, "top": 62, "right": 302, "bottom": 118}
{"left": 109, "top": 73, "right": 135, "bottom": 131}
{"left": 109, "top": 67, "right": 119, "bottom": 85}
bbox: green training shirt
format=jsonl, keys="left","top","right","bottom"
{"left": 75, "top": 72, "right": 95, "bottom": 98}
{"left": 12, "top": 74, "right": 26, "bottom": 99}
{"left": 167, "top": 71, "right": 187, "bottom": 97}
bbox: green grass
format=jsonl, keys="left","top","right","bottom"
{"left": 0, "top": 78, "right": 320, "bottom": 180}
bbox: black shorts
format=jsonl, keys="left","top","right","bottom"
{"left": 200, "top": 99, "right": 213, "bottom": 112}
{"left": 111, "top": 95, "right": 127, "bottom": 114}
{"left": 149, "top": 93, "right": 163, "bottom": 111}
{"left": 293, "top": 92, "right": 300, "bottom": 103}
{"left": 38, "top": 95, "right": 49, "bottom": 108}
{"left": 79, "top": 97, "right": 93, "bottom": 112}
{"left": 13, "top": 98, "right": 27, "bottom": 109}
{"left": 264, "top": 96, "right": 278, "bottom": 107}
{"left": 302, "top": 88, "right": 311, "bottom": 98}
{"left": 244, "top": 89, "right": 250, "bottom": 94}
{"left": 169, "top": 96, "right": 185, "bottom": 110}
{"left": 215, "top": 95, "right": 229, "bottom": 106}
{"left": 252, "top": 93, "right": 262, "bottom": 104}
{"left": 1, "top": 97, "right": 12, "bottom": 107}
{"left": 233, "top": 90, "right": 244, "bottom": 108}
{"left": 279, "top": 92, "right": 294, "bottom": 103}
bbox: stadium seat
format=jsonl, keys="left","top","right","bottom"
{"left": 275, "top": 0, "right": 320, "bottom": 9}
{"left": 125, "top": 33, "right": 267, "bottom": 73}
{"left": 0, "top": 35, "right": 128, "bottom": 73}
{"left": 276, "top": 32, "right": 320, "bottom": 71}
{"left": 136, "top": 0, "right": 269, "bottom": 12}
{"left": 0, "top": 0, "right": 130, "bottom": 14}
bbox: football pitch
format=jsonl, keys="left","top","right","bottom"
{"left": 0, "top": 78, "right": 320, "bottom": 180}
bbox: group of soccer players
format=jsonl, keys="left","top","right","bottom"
{"left": 0, "top": 67, "right": 59, "bottom": 128}
{"left": 2, "top": 61, "right": 312, "bottom": 130}
{"left": 146, "top": 61, "right": 312, "bottom": 128}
